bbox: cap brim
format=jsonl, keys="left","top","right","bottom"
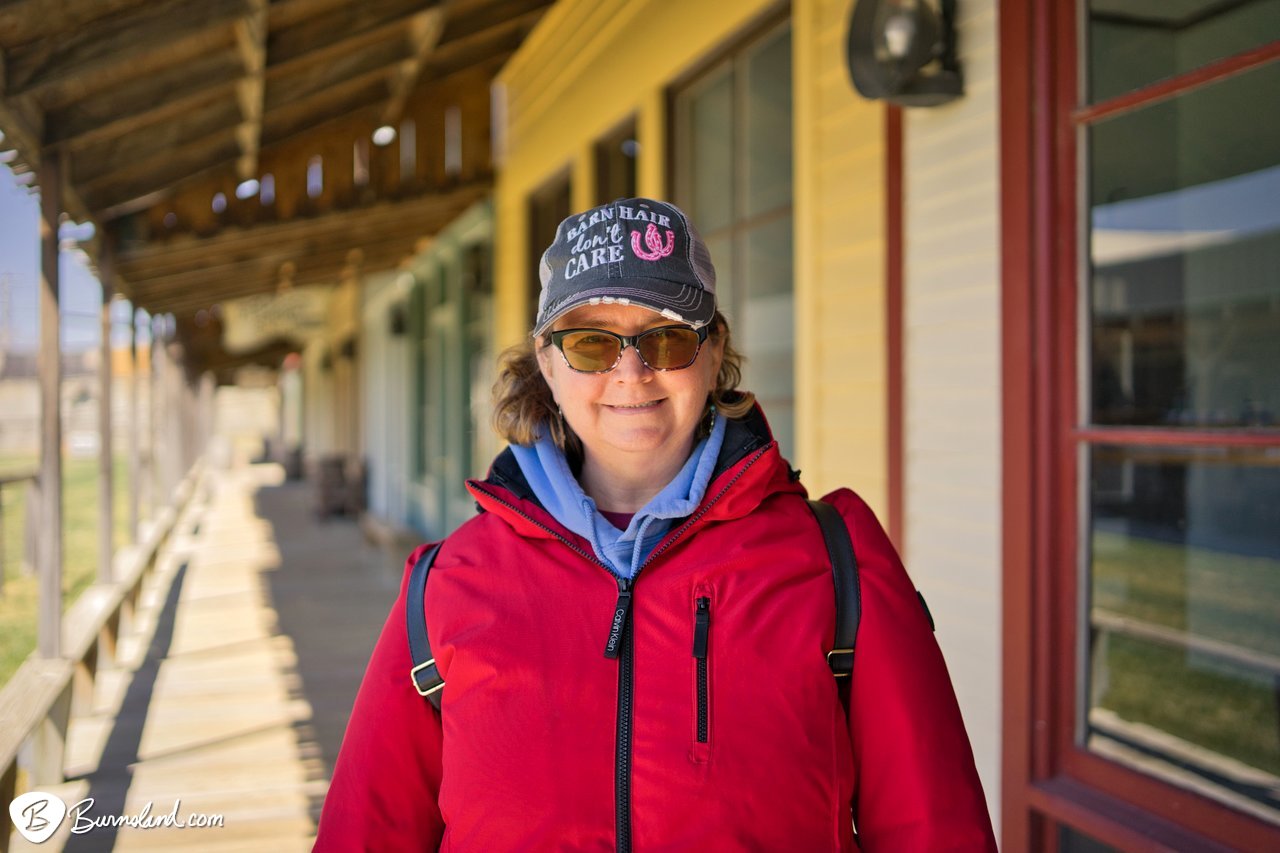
{"left": 532, "top": 278, "right": 715, "bottom": 337}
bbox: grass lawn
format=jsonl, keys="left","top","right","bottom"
{"left": 0, "top": 453, "right": 132, "bottom": 686}
{"left": 1091, "top": 530, "right": 1280, "bottom": 777}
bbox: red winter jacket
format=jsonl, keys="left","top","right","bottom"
{"left": 315, "top": 410, "right": 996, "bottom": 851}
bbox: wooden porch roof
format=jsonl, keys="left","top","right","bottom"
{"left": 0, "top": 0, "right": 549, "bottom": 325}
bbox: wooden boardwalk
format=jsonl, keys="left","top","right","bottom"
{"left": 12, "top": 462, "right": 405, "bottom": 852}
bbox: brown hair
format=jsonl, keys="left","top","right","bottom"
{"left": 491, "top": 311, "right": 755, "bottom": 455}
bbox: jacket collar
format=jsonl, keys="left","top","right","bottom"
{"left": 466, "top": 402, "right": 804, "bottom": 547}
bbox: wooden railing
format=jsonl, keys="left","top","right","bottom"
{"left": 0, "top": 471, "right": 38, "bottom": 594}
{"left": 0, "top": 465, "right": 202, "bottom": 852}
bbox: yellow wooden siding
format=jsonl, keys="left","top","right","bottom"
{"left": 494, "top": 0, "right": 782, "bottom": 348}
{"left": 794, "top": 0, "right": 887, "bottom": 513}
{"left": 901, "top": 0, "right": 1001, "bottom": 826}
{"left": 494, "top": 0, "right": 887, "bottom": 527}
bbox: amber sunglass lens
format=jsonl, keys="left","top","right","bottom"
{"left": 638, "top": 328, "right": 700, "bottom": 369}
{"left": 561, "top": 331, "right": 621, "bottom": 371}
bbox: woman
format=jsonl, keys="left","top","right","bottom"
{"left": 315, "top": 198, "right": 996, "bottom": 851}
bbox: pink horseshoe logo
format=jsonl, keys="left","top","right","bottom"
{"left": 630, "top": 224, "right": 675, "bottom": 261}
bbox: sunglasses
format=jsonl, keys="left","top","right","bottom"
{"left": 548, "top": 324, "right": 709, "bottom": 373}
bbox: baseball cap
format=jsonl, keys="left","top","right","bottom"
{"left": 532, "top": 197, "right": 717, "bottom": 337}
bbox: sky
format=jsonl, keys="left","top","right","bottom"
{"left": 0, "top": 160, "right": 139, "bottom": 354}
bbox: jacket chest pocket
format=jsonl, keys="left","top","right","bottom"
{"left": 690, "top": 591, "right": 712, "bottom": 763}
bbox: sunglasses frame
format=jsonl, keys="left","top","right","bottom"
{"left": 547, "top": 324, "right": 710, "bottom": 373}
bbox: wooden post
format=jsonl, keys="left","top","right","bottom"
{"left": 128, "top": 306, "right": 140, "bottom": 543}
{"left": 37, "top": 149, "right": 64, "bottom": 659}
{"left": 98, "top": 246, "right": 115, "bottom": 584}
{"left": 147, "top": 315, "right": 158, "bottom": 516}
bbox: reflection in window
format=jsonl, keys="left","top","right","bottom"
{"left": 1086, "top": 446, "right": 1280, "bottom": 820}
{"left": 1088, "top": 64, "right": 1280, "bottom": 429}
{"left": 1082, "top": 25, "right": 1280, "bottom": 823}
{"left": 1088, "top": 1, "right": 1280, "bottom": 104}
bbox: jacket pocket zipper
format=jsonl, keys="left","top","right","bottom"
{"left": 693, "top": 596, "right": 710, "bottom": 744}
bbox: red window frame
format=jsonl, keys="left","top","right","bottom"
{"left": 1000, "top": 4, "right": 1280, "bottom": 851}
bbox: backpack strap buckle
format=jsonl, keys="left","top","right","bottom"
{"left": 411, "top": 658, "right": 444, "bottom": 697}
{"left": 826, "top": 648, "right": 855, "bottom": 677}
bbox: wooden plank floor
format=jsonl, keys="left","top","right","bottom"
{"left": 11, "top": 460, "right": 405, "bottom": 852}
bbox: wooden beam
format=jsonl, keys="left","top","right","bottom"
{"left": 0, "top": 0, "right": 149, "bottom": 50}
{"left": 438, "top": 0, "right": 552, "bottom": 46}
{"left": 0, "top": 80, "right": 42, "bottom": 165}
{"left": 268, "top": 0, "right": 362, "bottom": 31}
{"left": 81, "top": 133, "right": 242, "bottom": 212}
{"left": 117, "top": 181, "right": 488, "bottom": 272}
{"left": 266, "top": 0, "right": 439, "bottom": 72}
{"left": 44, "top": 52, "right": 242, "bottom": 152}
{"left": 234, "top": 0, "right": 267, "bottom": 180}
{"left": 414, "top": 8, "right": 538, "bottom": 85}
{"left": 125, "top": 228, "right": 429, "bottom": 294}
{"left": 38, "top": 147, "right": 64, "bottom": 659}
{"left": 380, "top": 7, "right": 447, "bottom": 127}
{"left": 264, "top": 41, "right": 404, "bottom": 113}
{"left": 5, "top": 0, "right": 244, "bottom": 105}
{"left": 262, "top": 73, "right": 391, "bottom": 145}
{"left": 127, "top": 304, "right": 139, "bottom": 544}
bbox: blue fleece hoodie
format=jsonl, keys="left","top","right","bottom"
{"left": 510, "top": 413, "right": 727, "bottom": 579}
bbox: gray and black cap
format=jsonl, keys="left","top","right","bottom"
{"left": 532, "top": 197, "right": 717, "bottom": 338}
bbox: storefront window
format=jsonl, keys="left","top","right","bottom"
{"left": 528, "top": 175, "right": 572, "bottom": 326}
{"left": 1081, "top": 2, "right": 1280, "bottom": 828}
{"left": 595, "top": 118, "right": 638, "bottom": 204}
{"left": 673, "top": 20, "right": 794, "bottom": 458}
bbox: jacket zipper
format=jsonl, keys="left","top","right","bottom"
{"left": 615, "top": 584, "right": 634, "bottom": 852}
{"left": 693, "top": 596, "right": 710, "bottom": 744}
{"left": 468, "top": 445, "right": 770, "bottom": 852}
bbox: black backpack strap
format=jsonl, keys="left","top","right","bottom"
{"left": 406, "top": 543, "right": 445, "bottom": 709}
{"left": 807, "top": 499, "right": 861, "bottom": 679}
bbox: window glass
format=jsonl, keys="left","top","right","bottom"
{"left": 742, "top": 215, "right": 795, "bottom": 453}
{"left": 1089, "top": 63, "right": 1280, "bottom": 428}
{"left": 1088, "top": 1, "right": 1280, "bottom": 103}
{"left": 744, "top": 28, "right": 792, "bottom": 217}
{"left": 674, "top": 21, "right": 793, "bottom": 459}
{"left": 596, "top": 119, "right": 638, "bottom": 204}
{"left": 1059, "top": 825, "right": 1123, "bottom": 853}
{"left": 528, "top": 176, "right": 572, "bottom": 327}
{"left": 687, "top": 68, "right": 735, "bottom": 234}
{"left": 1081, "top": 12, "right": 1280, "bottom": 827}
{"left": 1086, "top": 445, "right": 1280, "bottom": 820}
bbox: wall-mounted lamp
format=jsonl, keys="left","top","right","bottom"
{"left": 846, "top": 0, "right": 962, "bottom": 107}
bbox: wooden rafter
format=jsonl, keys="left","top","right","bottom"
{"left": 44, "top": 52, "right": 242, "bottom": 151}
{"left": 266, "top": 0, "right": 440, "bottom": 74}
{"left": 234, "top": 0, "right": 267, "bottom": 180}
{"left": 0, "top": 0, "right": 552, "bottom": 333}
{"left": 381, "top": 6, "right": 448, "bottom": 127}
{"left": 5, "top": 0, "right": 244, "bottom": 105}
{"left": 439, "top": 0, "right": 553, "bottom": 46}
{"left": 82, "top": 133, "right": 242, "bottom": 212}
{"left": 118, "top": 183, "right": 487, "bottom": 278}
{"left": 73, "top": 99, "right": 242, "bottom": 188}
{"left": 0, "top": 0, "right": 150, "bottom": 48}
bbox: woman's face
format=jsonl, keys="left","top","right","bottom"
{"left": 537, "top": 303, "right": 724, "bottom": 473}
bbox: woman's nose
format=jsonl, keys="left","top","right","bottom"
{"left": 613, "top": 344, "right": 650, "bottom": 380}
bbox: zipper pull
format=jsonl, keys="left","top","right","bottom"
{"left": 692, "top": 596, "right": 710, "bottom": 658}
{"left": 603, "top": 582, "right": 632, "bottom": 659}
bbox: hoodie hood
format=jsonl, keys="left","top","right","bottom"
{"left": 505, "top": 414, "right": 727, "bottom": 579}
{"left": 467, "top": 402, "right": 807, "bottom": 568}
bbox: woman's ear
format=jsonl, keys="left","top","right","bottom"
{"left": 535, "top": 338, "right": 555, "bottom": 386}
